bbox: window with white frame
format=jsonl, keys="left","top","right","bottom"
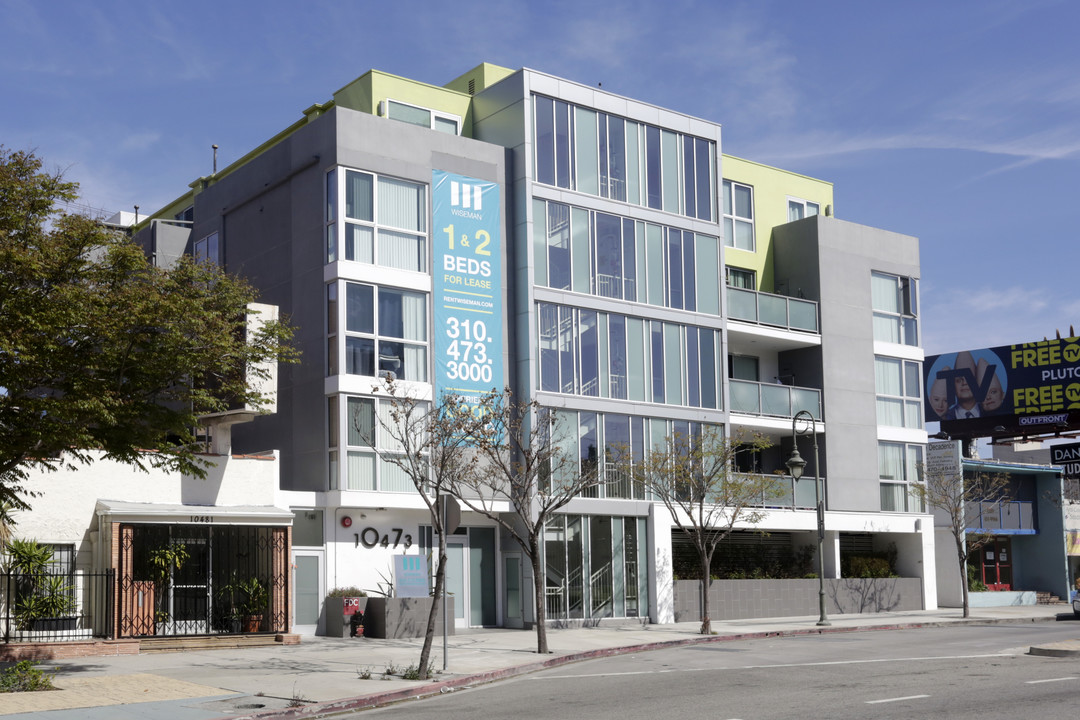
{"left": 871, "top": 271, "right": 918, "bottom": 346}
{"left": 386, "top": 99, "right": 460, "bottom": 135}
{"left": 331, "top": 395, "right": 424, "bottom": 492}
{"left": 878, "top": 441, "right": 925, "bottom": 512}
{"left": 339, "top": 282, "right": 428, "bottom": 382}
{"left": 787, "top": 197, "right": 820, "bottom": 222}
{"left": 874, "top": 356, "right": 923, "bottom": 428}
{"left": 722, "top": 180, "right": 754, "bottom": 251}
{"left": 326, "top": 168, "right": 428, "bottom": 272}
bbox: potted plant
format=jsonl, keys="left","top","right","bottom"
{"left": 238, "top": 577, "right": 268, "bottom": 632}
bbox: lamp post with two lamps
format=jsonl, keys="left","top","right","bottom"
{"left": 785, "top": 409, "right": 830, "bottom": 627}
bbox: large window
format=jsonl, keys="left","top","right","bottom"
{"left": 875, "top": 356, "right": 923, "bottom": 428}
{"left": 544, "top": 513, "right": 648, "bottom": 621}
{"left": 879, "top": 442, "right": 925, "bottom": 513}
{"left": 329, "top": 395, "right": 422, "bottom": 492}
{"left": 335, "top": 282, "right": 428, "bottom": 382}
{"left": 533, "top": 94, "right": 715, "bottom": 221}
{"left": 871, "top": 272, "right": 918, "bottom": 346}
{"left": 533, "top": 199, "right": 721, "bottom": 314}
{"left": 537, "top": 302, "right": 720, "bottom": 409}
{"left": 722, "top": 180, "right": 754, "bottom": 251}
{"left": 326, "top": 168, "right": 427, "bottom": 272}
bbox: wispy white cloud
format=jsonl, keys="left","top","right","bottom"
{"left": 922, "top": 284, "right": 1080, "bottom": 354}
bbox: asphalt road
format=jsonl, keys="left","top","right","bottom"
{"left": 356, "top": 623, "right": 1080, "bottom": 719}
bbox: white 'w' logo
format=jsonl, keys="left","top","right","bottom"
{"left": 450, "top": 181, "right": 483, "bottom": 211}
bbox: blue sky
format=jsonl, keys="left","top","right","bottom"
{"left": 3, "top": 0, "right": 1077, "bottom": 355}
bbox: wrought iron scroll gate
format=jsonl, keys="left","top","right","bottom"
{"left": 118, "top": 524, "right": 288, "bottom": 638}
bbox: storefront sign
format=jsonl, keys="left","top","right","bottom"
{"left": 1051, "top": 442, "right": 1080, "bottom": 479}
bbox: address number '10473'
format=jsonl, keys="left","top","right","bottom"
{"left": 353, "top": 528, "right": 412, "bottom": 549}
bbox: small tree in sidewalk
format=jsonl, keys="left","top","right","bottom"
{"left": 915, "top": 456, "right": 1010, "bottom": 619}
{"left": 623, "top": 427, "right": 782, "bottom": 635}
{"left": 355, "top": 379, "right": 478, "bottom": 679}
{"left": 446, "top": 389, "right": 603, "bottom": 654}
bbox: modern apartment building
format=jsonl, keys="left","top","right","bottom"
{"left": 131, "top": 62, "right": 935, "bottom": 634}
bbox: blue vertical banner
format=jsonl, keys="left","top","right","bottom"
{"left": 432, "top": 170, "right": 502, "bottom": 408}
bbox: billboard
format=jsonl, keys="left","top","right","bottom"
{"left": 925, "top": 338, "right": 1080, "bottom": 438}
{"left": 432, "top": 170, "right": 503, "bottom": 410}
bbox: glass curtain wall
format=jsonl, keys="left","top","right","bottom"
{"left": 533, "top": 94, "right": 715, "bottom": 221}
{"left": 537, "top": 301, "right": 720, "bottom": 409}
{"left": 544, "top": 514, "right": 649, "bottom": 621}
{"left": 532, "top": 199, "right": 721, "bottom": 314}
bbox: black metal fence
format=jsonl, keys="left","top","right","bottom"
{"left": 1, "top": 570, "right": 115, "bottom": 643}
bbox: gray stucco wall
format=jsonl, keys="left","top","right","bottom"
{"left": 180, "top": 106, "right": 510, "bottom": 491}
{"left": 773, "top": 217, "right": 920, "bottom": 513}
{"left": 673, "top": 577, "right": 925, "bottom": 621}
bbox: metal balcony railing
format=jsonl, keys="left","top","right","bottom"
{"left": 729, "top": 379, "right": 822, "bottom": 419}
{"left": 727, "top": 286, "right": 819, "bottom": 333}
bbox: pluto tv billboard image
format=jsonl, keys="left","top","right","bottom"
{"left": 925, "top": 338, "right": 1080, "bottom": 438}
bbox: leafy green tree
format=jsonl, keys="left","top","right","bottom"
{"left": 0, "top": 148, "right": 297, "bottom": 509}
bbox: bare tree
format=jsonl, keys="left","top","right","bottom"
{"left": 356, "top": 379, "right": 477, "bottom": 678}
{"left": 625, "top": 427, "right": 782, "bottom": 634}
{"left": 447, "top": 389, "right": 603, "bottom": 654}
{"left": 915, "top": 460, "right": 1010, "bottom": 618}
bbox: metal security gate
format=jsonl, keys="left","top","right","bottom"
{"left": 118, "top": 524, "right": 288, "bottom": 637}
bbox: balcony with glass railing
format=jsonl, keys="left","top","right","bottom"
{"left": 738, "top": 472, "right": 823, "bottom": 511}
{"left": 727, "top": 286, "right": 819, "bottom": 333}
{"left": 729, "top": 379, "right": 822, "bottom": 419}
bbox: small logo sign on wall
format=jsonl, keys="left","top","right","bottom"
{"left": 393, "top": 554, "right": 429, "bottom": 598}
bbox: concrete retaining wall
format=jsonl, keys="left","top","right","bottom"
{"left": 673, "top": 578, "right": 925, "bottom": 621}
{"left": 968, "top": 591, "right": 1036, "bottom": 607}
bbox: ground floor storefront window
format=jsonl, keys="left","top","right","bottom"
{"left": 544, "top": 515, "right": 648, "bottom": 621}
{"left": 117, "top": 524, "right": 289, "bottom": 637}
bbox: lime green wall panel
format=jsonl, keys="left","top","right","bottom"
{"left": 721, "top": 155, "right": 833, "bottom": 293}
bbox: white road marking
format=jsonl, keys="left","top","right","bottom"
{"left": 1025, "top": 677, "right": 1077, "bottom": 684}
{"left": 866, "top": 695, "right": 930, "bottom": 704}
{"left": 531, "top": 653, "right": 1015, "bottom": 680}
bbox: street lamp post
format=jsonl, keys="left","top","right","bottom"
{"left": 786, "top": 409, "right": 830, "bottom": 626}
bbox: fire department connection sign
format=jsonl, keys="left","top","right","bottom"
{"left": 432, "top": 170, "right": 502, "bottom": 407}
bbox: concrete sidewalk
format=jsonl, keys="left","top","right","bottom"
{"left": 4, "top": 605, "right": 1078, "bottom": 720}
